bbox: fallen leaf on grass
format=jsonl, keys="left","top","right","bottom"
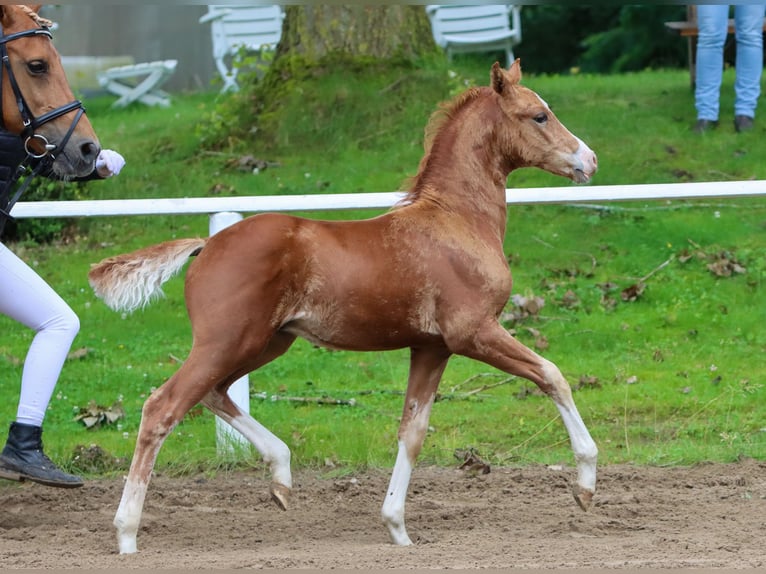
{"left": 574, "top": 375, "right": 601, "bottom": 390}
{"left": 454, "top": 447, "right": 490, "bottom": 476}
{"left": 208, "top": 182, "right": 235, "bottom": 195}
{"left": 67, "top": 347, "right": 91, "bottom": 360}
{"left": 621, "top": 281, "right": 646, "bottom": 302}
{"left": 707, "top": 251, "right": 746, "bottom": 277}
{"left": 74, "top": 400, "right": 125, "bottom": 429}
{"left": 225, "top": 154, "right": 280, "bottom": 173}
{"left": 501, "top": 293, "right": 546, "bottom": 325}
{"left": 525, "top": 327, "right": 549, "bottom": 351}
{"left": 560, "top": 289, "right": 580, "bottom": 309}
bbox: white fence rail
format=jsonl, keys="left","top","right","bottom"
{"left": 12, "top": 180, "right": 766, "bottom": 219}
{"left": 14, "top": 180, "right": 765, "bottom": 451}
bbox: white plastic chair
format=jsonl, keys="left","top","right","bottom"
{"left": 199, "top": 5, "right": 285, "bottom": 92}
{"left": 98, "top": 60, "right": 178, "bottom": 108}
{"left": 426, "top": 5, "right": 522, "bottom": 66}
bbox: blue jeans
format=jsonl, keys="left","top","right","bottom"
{"left": 695, "top": 4, "right": 765, "bottom": 121}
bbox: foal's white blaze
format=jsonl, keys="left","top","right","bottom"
{"left": 534, "top": 93, "right": 598, "bottom": 183}
{"left": 573, "top": 137, "right": 598, "bottom": 181}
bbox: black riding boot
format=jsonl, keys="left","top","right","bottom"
{"left": 0, "top": 422, "right": 83, "bottom": 488}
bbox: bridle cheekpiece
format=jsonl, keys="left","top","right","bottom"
{"left": 0, "top": 21, "right": 86, "bottom": 162}
{"left": 0, "top": 16, "right": 89, "bottom": 236}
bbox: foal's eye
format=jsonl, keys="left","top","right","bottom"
{"left": 27, "top": 60, "right": 48, "bottom": 75}
{"left": 533, "top": 113, "right": 548, "bottom": 125}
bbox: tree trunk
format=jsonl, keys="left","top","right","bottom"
{"left": 276, "top": 5, "right": 437, "bottom": 63}
{"left": 211, "top": 6, "right": 442, "bottom": 150}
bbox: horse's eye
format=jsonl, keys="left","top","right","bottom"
{"left": 27, "top": 60, "right": 48, "bottom": 75}
{"left": 533, "top": 113, "right": 548, "bottom": 125}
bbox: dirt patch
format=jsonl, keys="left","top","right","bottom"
{"left": 1, "top": 459, "right": 764, "bottom": 569}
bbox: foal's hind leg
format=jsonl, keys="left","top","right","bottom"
{"left": 201, "top": 331, "right": 297, "bottom": 511}
{"left": 454, "top": 320, "right": 598, "bottom": 509}
{"left": 113, "top": 344, "right": 262, "bottom": 554}
{"left": 381, "top": 346, "right": 450, "bottom": 545}
{"left": 113, "top": 358, "right": 215, "bottom": 554}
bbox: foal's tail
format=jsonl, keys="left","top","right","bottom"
{"left": 88, "top": 238, "right": 208, "bottom": 313}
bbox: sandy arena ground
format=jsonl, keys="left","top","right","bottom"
{"left": 1, "top": 459, "right": 764, "bottom": 569}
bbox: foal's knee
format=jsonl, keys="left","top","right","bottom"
{"left": 539, "top": 359, "right": 574, "bottom": 401}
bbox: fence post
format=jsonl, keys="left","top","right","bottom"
{"left": 209, "top": 211, "right": 251, "bottom": 455}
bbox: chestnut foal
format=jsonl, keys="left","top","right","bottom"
{"left": 89, "top": 60, "right": 598, "bottom": 554}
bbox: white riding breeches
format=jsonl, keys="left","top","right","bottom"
{"left": 0, "top": 243, "right": 79, "bottom": 426}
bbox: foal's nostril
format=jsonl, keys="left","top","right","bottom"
{"left": 81, "top": 140, "right": 100, "bottom": 164}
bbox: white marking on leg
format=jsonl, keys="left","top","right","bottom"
{"left": 555, "top": 402, "right": 598, "bottom": 491}
{"left": 219, "top": 412, "right": 292, "bottom": 489}
{"left": 542, "top": 360, "right": 598, "bottom": 494}
{"left": 381, "top": 440, "right": 414, "bottom": 546}
{"left": 381, "top": 392, "right": 437, "bottom": 546}
{"left": 113, "top": 477, "right": 148, "bottom": 554}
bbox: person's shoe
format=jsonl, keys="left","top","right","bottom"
{"left": 0, "top": 422, "right": 83, "bottom": 488}
{"left": 693, "top": 119, "right": 718, "bottom": 133}
{"left": 734, "top": 115, "right": 754, "bottom": 133}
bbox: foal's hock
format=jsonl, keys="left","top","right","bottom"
{"left": 89, "top": 60, "right": 598, "bottom": 555}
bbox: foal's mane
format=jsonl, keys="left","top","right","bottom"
{"left": 399, "top": 85, "right": 490, "bottom": 204}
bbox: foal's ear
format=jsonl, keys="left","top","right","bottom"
{"left": 491, "top": 59, "right": 522, "bottom": 95}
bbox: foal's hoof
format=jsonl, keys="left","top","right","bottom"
{"left": 270, "top": 482, "right": 290, "bottom": 511}
{"left": 572, "top": 485, "right": 594, "bottom": 511}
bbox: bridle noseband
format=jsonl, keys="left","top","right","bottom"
{"left": 0, "top": 23, "right": 86, "bottom": 162}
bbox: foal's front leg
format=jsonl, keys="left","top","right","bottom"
{"left": 381, "top": 347, "right": 450, "bottom": 545}
{"left": 455, "top": 320, "right": 598, "bottom": 509}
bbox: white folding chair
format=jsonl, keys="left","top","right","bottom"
{"left": 98, "top": 60, "right": 178, "bottom": 108}
{"left": 426, "top": 5, "right": 522, "bottom": 66}
{"left": 199, "top": 5, "right": 284, "bottom": 92}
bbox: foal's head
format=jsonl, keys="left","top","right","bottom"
{"left": 492, "top": 60, "right": 597, "bottom": 183}
{"left": 0, "top": 5, "right": 100, "bottom": 177}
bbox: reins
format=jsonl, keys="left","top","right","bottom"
{"left": 0, "top": 19, "right": 87, "bottom": 237}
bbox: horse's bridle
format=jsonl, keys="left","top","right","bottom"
{"left": 0, "top": 22, "right": 86, "bottom": 161}
{"left": 0, "top": 20, "right": 89, "bottom": 237}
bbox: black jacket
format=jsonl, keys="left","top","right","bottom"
{"left": 0, "top": 129, "right": 101, "bottom": 235}
{"left": 0, "top": 129, "right": 31, "bottom": 191}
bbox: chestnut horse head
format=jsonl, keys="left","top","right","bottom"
{"left": 407, "top": 59, "right": 596, "bottom": 211}
{"left": 488, "top": 60, "right": 596, "bottom": 183}
{"left": 0, "top": 5, "right": 100, "bottom": 178}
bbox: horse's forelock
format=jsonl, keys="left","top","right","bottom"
{"left": 18, "top": 5, "right": 53, "bottom": 28}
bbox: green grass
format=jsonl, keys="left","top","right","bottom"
{"left": 0, "top": 59, "right": 764, "bottom": 479}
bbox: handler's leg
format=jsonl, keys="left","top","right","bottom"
{"left": 0, "top": 244, "right": 82, "bottom": 487}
